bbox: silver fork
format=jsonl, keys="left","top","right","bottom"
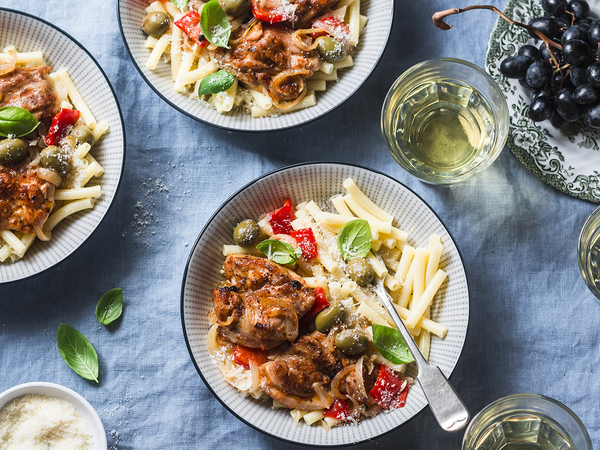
{"left": 372, "top": 254, "right": 469, "bottom": 432}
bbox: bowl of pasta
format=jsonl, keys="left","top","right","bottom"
{"left": 0, "top": 9, "right": 125, "bottom": 283}
{"left": 181, "top": 162, "right": 470, "bottom": 445}
{"left": 118, "top": 0, "right": 393, "bottom": 131}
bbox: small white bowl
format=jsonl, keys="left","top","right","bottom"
{"left": 0, "top": 382, "right": 107, "bottom": 450}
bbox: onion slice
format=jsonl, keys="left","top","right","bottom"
{"left": 37, "top": 168, "right": 62, "bottom": 186}
{"left": 249, "top": 359, "right": 260, "bottom": 393}
{"left": 355, "top": 356, "right": 368, "bottom": 400}
{"left": 331, "top": 364, "right": 355, "bottom": 399}
{"left": 0, "top": 50, "right": 16, "bottom": 76}
{"left": 312, "top": 382, "right": 334, "bottom": 407}
{"left": 292, "top": 29, "right": 322, "bottom": 52}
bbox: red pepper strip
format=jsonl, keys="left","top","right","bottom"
{"left": 393, "top": 382, "right": 410, "bottom": 408}
{"left": 233, "top": 345, "right": 268, "bottom": 369}
{"left": 45, "top": 109, "right": 81, "bottom": 146}
{"left": 301, "top": 286, "right": 329, "bottom": 324}
{"left": 267, "top": 198, "right": 295, "bottom": 235}
{"left": 323, "top": 398, "right": 351, "bottom": 420}
{"left": 250, "top": 0, "right": 289, "bottom": 23}
{"left": 311, "top": 16, "right": 352, "bottom": 47}
{"left": 174, "top": 11, "right": 208, "bottom": 47}
{"left": 290, "top": 228, "right": 318, "bottom": 259}
{"left": 369, "top": 365, "right": 403, "bottom": 410}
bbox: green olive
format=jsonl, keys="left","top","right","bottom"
{"left": 70, "top": 124, "right": 95, "bottom": 147}
{"left": 315, "top": 302, "right": 347, "bottom": 333}
{"left": 220, "top": 0, "right": 251, "bottom": 16}
{"left": 0, "top": 138, "right": 27, "bottom": 166}
{"left": 334, "top": 329, "right": 369, "bottom": 355}
{"left": 142, "top": 11, "right": 170, "bottom": 38}
{"left": 346, "top": 258, "right": 374, "bottom": 286}
{"left": 40, "top": 145, "right": 71, "bottom": 177}
{"left": 315, "top": 36, "right": 346, "bottom": 63}
{"left": 233, "top": 219, "right": 261, "bottom": 247}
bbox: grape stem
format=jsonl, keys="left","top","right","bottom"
{"left": 432, "top": 5, "right": 563, "bottom": 69}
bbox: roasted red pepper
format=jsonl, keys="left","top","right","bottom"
{"left": 45, "top": 109, "right": 81, "bottom": 146}
{"left": 250, "top": 0, "right": 289, "bottom": 23}
{"left": 392, "top": 382, "right": 410, "bottom": 408}
{"left": 174, "top": 10, "right": 208, "bottom": 47}
{"left": 267, "top": 198, "right": 295, "bottom": 235}
{"left": 290, "top": 228, "right": 318, "bottom": 260}
{"left": 323, "top": 398, "right": 351, "bottom": 420}
{"left": 233, "top": 345, "right": 268, "bottom": 369}
{"left": 301, "top": 286, "right": 329, "bottom": 324}
{"left": 369, "top": 365, "right": 404, "bottom": 410}
{"left": 311, "top": 16, "right": 351, "bottom": 46}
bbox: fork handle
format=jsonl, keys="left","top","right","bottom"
{"left": 373, "top": 280, "right": 469, "bottom": 431}
{"left": 416, "top": 363, "right": 470, "bottom": 432}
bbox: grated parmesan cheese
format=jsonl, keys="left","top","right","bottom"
{"left": 0, "top": 394, "right": 93, "bottom": 450}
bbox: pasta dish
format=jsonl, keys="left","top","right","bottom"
{"left": 0, "top": 45, "right": 109, "bottom": 263}
{"left": 141, "top": 0, "right": 366, "bottom": 117}
{"left": 207, "top": 178, "right": 449, "bottom": 429}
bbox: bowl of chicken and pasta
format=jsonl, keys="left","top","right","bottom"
{"left": 118, "top": 0, "right": 393, "bottom": 131}
{"left": 181, "top": 163, "right": 470, "bottom": 445}
{"left": 0, "top": 9, "right": 124, "bottom": 283}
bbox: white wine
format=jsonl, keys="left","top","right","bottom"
{"left": 389, "top": 80, "right": 496, "bottom": 178}
{"left": 472, "top": 413, "right": 575, "bottom": 450}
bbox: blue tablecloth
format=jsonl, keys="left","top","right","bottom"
{"left": 1, "top": 1, "right": 599, "bottom": 449}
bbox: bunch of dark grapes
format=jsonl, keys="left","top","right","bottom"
{"left": 500, "top": 0, "right": 600, "bottom": 132}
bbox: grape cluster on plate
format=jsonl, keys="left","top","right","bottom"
{"left": 499, "top": 0, "right": 600, "bottom": 131}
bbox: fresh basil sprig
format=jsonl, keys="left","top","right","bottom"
{"left": 0, "top": 106, "right": 39, "bottom": 138}
{"left": 372, "top": 324, "right": 415, "bottom": 365}
{"left": 170, "top": 0, "right": 189, "bottom": 10}
{"left": 56, "top": 323, "right": 99, "bottom": 383}
{"left": 200, "top": 0, "right": 232, "bottom": 48}
{"left": 257, "top": 239, "right": 300, "bottom": 265}
{"left": 95, "top": 288, "right": 123, "bottom": 325}
{"left": 198, "top": 70, "right": 235, "bottom": 96}
{"left": 337, "top": 219, "right": 372, "bottom": 262}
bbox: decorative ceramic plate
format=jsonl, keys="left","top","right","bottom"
{"left": 117, "top": 0, "right": 393, "bottom": 132}
{"left": 181, "top": 163, "right": 470, "bottom": 446}
{"left": 485, "top": 0, "right": 600, "bottom": 202}
{"left": 0, "top": 9, "right": 125, "bottom": 283}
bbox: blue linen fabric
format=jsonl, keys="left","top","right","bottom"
{"left": 1, "top": 1, "right": 599, "bottom": 449}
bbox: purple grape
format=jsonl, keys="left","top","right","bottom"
{"left": 500, "top": 56, "right": 534, "bottom": 79}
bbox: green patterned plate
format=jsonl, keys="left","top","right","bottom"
{"left": 485, "top": 0, "right": 600, "bottom": 202}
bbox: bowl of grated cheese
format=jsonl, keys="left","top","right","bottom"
{"left": 0, "top": 382, "right": 107, "bottom": 450}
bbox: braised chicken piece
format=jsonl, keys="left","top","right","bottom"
{"left": 210, "top": 254, "right": 316, "bottom": 349}
{"left": 211, "top": 22, "right": 320, "bottom": 103}
{"left": 259, "top": 331, "right": 343, "bottom": 410}
{"left": 0, "top": 66, "right": 59, "bottom": 126}
{"left": 0, "top": 165, "right": 55, "bottom": 238}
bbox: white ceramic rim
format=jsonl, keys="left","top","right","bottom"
{"left": 180, "top": 162, "right": 471, "bottom": 446}
{"left": 0, "top": 382, "right": 107, "bottom": 449}
{"left": 0, "top": 8, "right": 126, "bottom": 284}
{"left": 116, "top": 0, "right": 394, "bottom": 132}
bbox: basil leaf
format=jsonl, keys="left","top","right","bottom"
{"left": 198, "top": 70, "right": 235, "bottom": 96}
{"left": 372, "top": 324, "right": 415, "bottom": 365}
{"left": 56, "top": 323, "right": 99, "bottom": 383}
{"left": 0, "top": 106, "right": 39, "bottom": 138}
{"left": 170, "top": 0, "right": 189, "bottom": 10}
{"left": 95, "top": 288, "right": 123, "bottom": 325}
{"left": 257, "top": 239, "right": 299, "bottom": 265}
{"left": 200, "top": 0, "right": 232, "bottom": 48}
{"left": 337, "top": 219, "right": 372, "bottom": 261}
